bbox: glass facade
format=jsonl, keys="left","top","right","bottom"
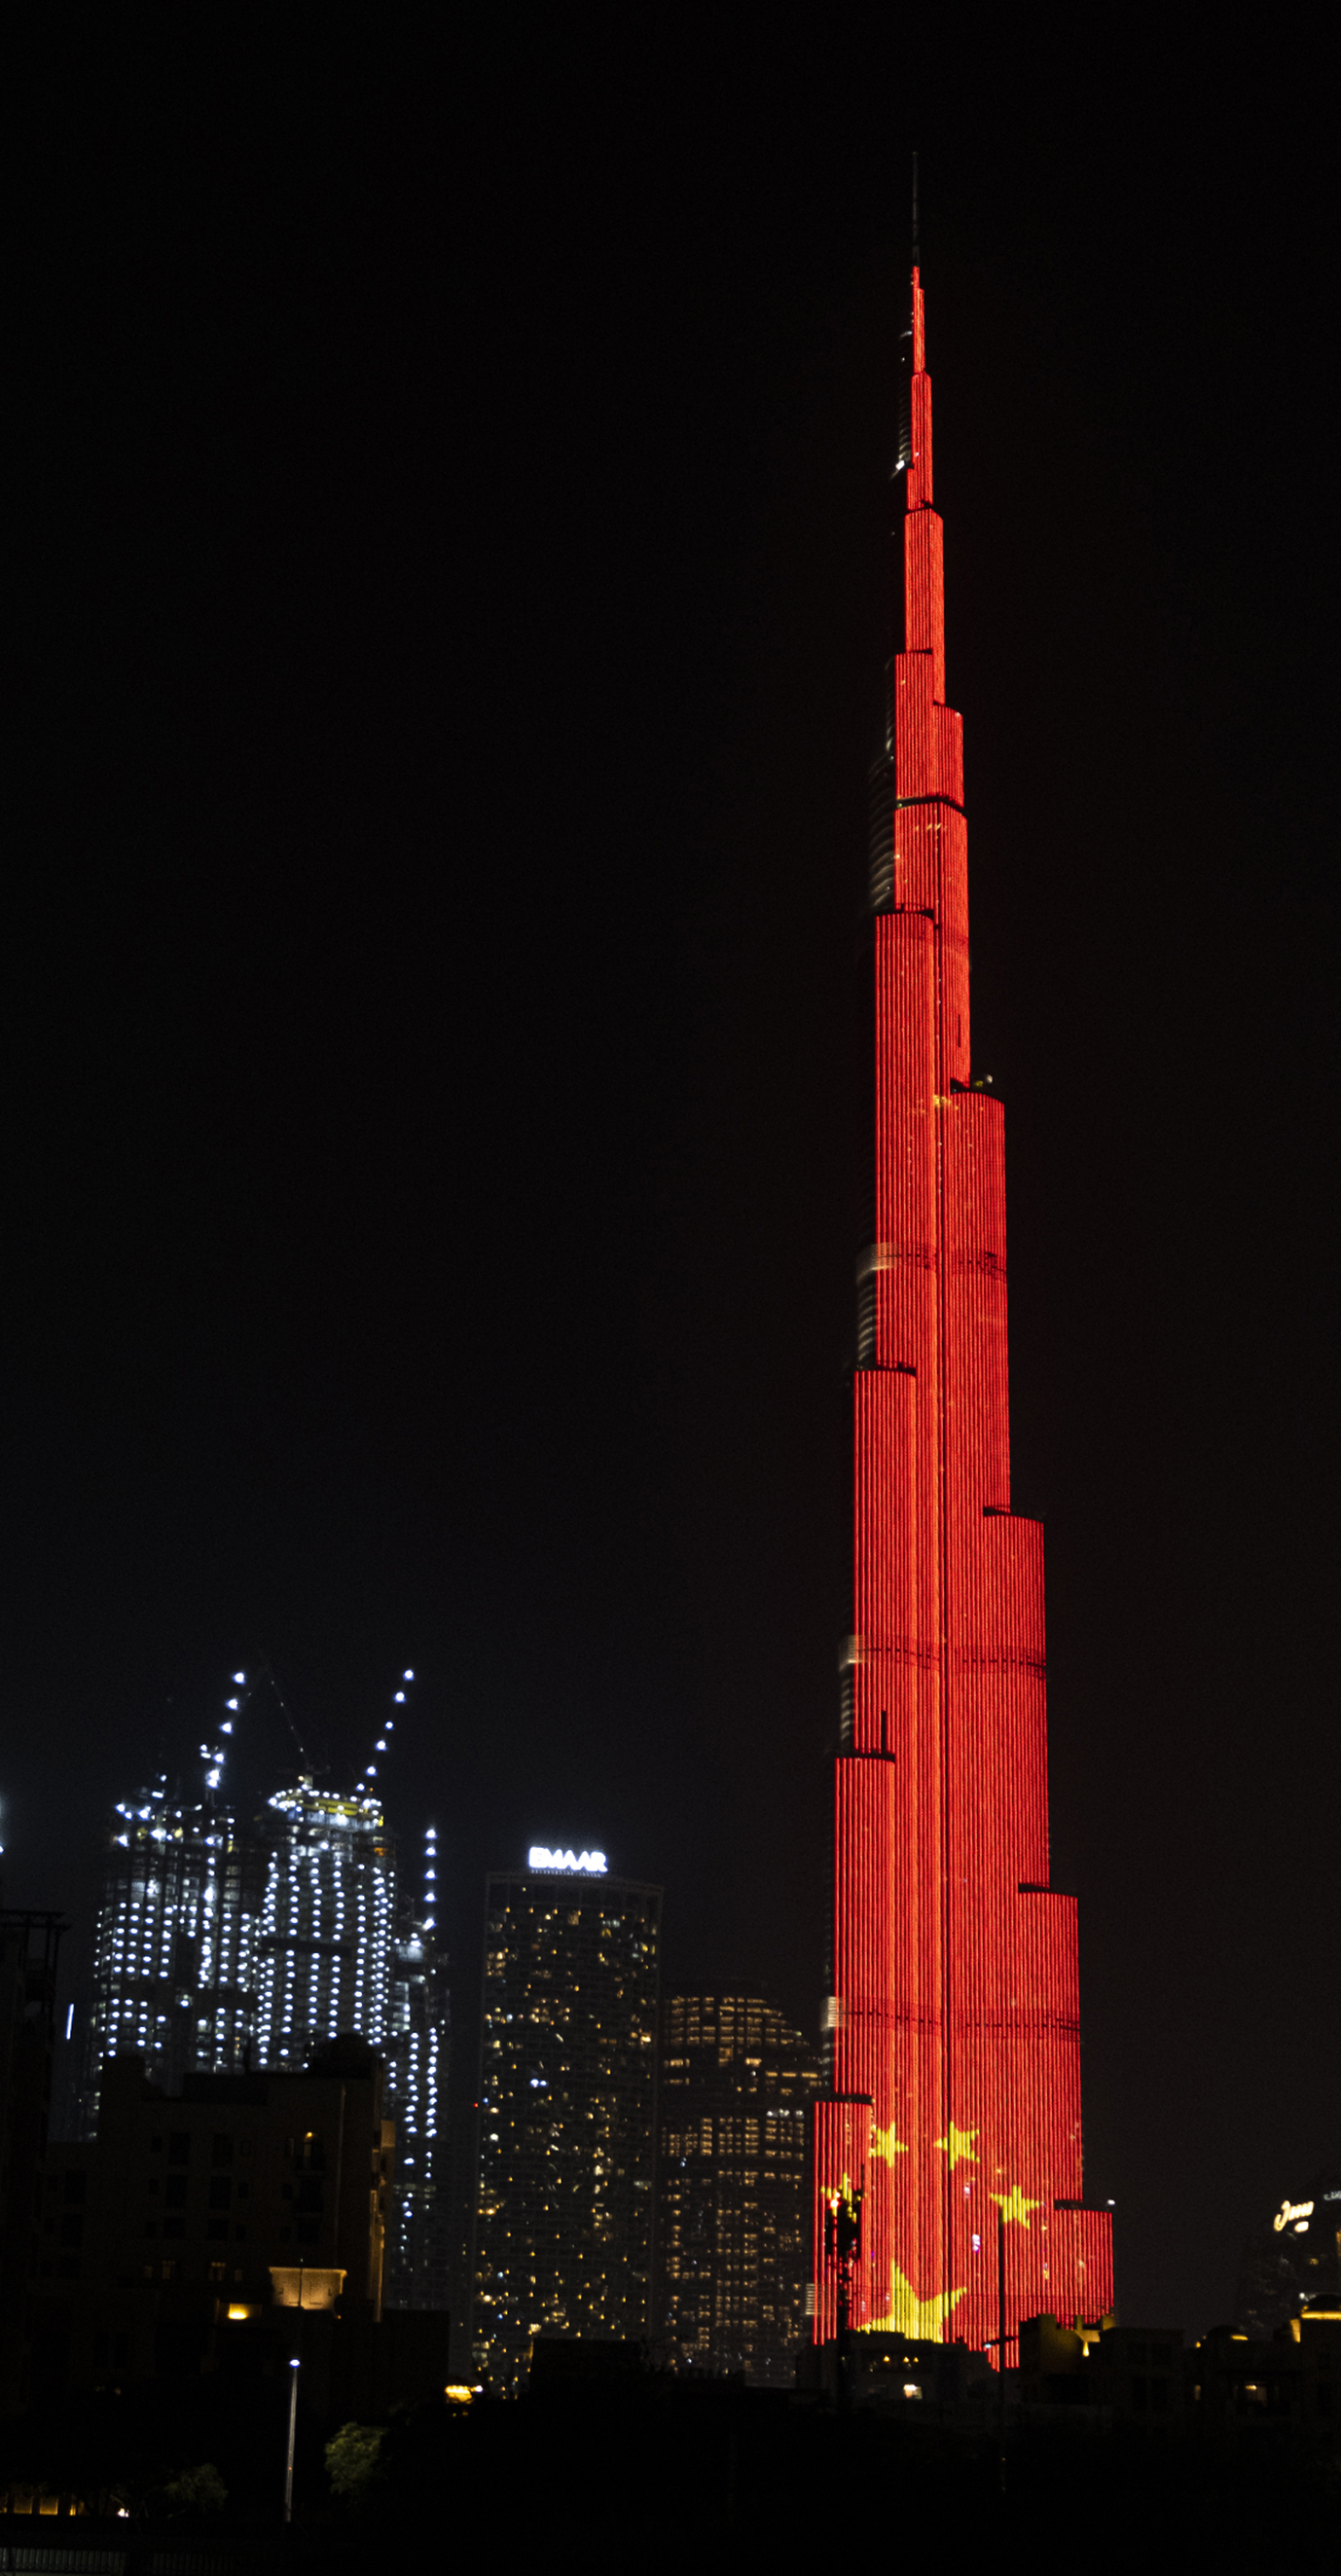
{"left": 471, "top": 1867, "right": 661, "bottom": 2392}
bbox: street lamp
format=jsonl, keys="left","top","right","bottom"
{"left": 283, "top": 2358, "right": 300, "bottom": 2522}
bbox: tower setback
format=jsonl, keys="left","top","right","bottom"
{"left": 814, "top": 262, "right": 1113, "bottom": 2351}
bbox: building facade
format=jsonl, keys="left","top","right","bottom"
{"left": 815, "top": 258, "right": 1113, "bottom": 2348}
{"left": 656, "top": 1993, "right": 819, "bottom": 2383}
{"left": 471, "top": 1858, "right": 661, "bottom": 2391}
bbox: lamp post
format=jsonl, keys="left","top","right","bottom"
{"left": 283, "top": 2358, "right": 300, "bottom": 2523}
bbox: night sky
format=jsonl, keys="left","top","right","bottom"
{"left": 5, "top": 24, "right": 1337, "bottom": 2336}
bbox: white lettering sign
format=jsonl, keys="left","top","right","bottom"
{"left": 527, "top": 1846, "right": 608, "bottom": 1875}
{"left": 1273, "top": 2197, "right": 1314, "bottom": 2232}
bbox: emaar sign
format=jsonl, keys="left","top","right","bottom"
{"left": 527, "top": 1846, "right": 607, "bottom": 1875}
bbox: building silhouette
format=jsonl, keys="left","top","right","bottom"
{"left": 655, "top": 1993, "right": 819, "bottom": 2383}
{"left": 814, "top": 251, "right": 1113, "bottom": 2348}
{"left": 26, "top": 2040, "right": 410, "bottom": 2413}
{"left": 471, "top": 1856, "right": 661, "bottom": 2392}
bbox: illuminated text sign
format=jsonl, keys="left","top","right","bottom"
{"left": 527, "top": 1846, "right": 607, "bottom": 1874}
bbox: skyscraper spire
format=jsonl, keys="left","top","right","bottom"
{"left": 813, "top": 257, "right": 1113, "bottom": 2354}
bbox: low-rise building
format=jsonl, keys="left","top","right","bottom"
{"left": 1192, "top": 2305, "right": 1341, "bottom": 2431}
{"left": 27, "top": 2037, "right": 395, "bottom": 2413}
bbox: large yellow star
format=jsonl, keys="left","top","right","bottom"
{"left": 871, "top": 2121, "right": 909, "bottom": 2163}
{"left": 990, "top": 2183, "right": 1040, "bottom": 2230}
{"left": 935, "top": 2122, "right": 979, "bottom": 2171}
{"left": 866, "top": 2265, "right": 966, "bottom": 2340}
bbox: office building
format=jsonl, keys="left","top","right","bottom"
{"left": 656, "top": 1993, "right": 819, "bottom": 2383}
{"left": 471, "top": 1852, "right": 661, "bottom": 2392}
{"left": 383, "top": 1825, "right": 452, "bottom": 2309}
{"left": 815, "top": 249, "right": 1113, "bottom": 2346}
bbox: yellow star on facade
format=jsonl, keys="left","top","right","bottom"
{"left": 934, "top": 2122, "right": 979, "bottom": 2171}
{"left": 990, "top": 2183, "right": 1040, "bottom": 2230}
{"left": 866, "top": 2265, "right": 966, "bottom": 2340}
{"left": 871, "top": 2121, "right": 909, "bottom": 2163}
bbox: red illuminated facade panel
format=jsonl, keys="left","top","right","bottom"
{"left": 814, "top": 270, "right": 1113, "bottom": 2354}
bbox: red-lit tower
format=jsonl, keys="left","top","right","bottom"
{"left": 813, "top": 262, "right": 1113, "bottom": 2354}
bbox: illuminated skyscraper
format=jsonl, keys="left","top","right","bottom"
{"left": 383, "top": 1824, "right": 452, "bottom": 2310}
{"left": 655, "top": 1994, "right": 820, "bottom": 2384}
{"left": 471, "top": 1854, "right": 661, "bottom": 2392}
{"left": 814, "top": 254, "right": 1114, "bottom": 2350}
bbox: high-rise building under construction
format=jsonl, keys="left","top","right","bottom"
{"left": 79, "top": 1669, "right": 446, "bottom": 2256}
{"left": 80, "top": 1678, "right": 261, "bottom": 2134}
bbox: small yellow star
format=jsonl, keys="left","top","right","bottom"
{"left": 990, "top": 2183, "right": 1040, "bottom": 2230}
{"left": 867, "top": 2265, "right": 966, "bottom": 2340}
{"left": 871, "top": 2121, "right": 909, "bottom": 2163}
{"left": 935, "top": 2122, "right": 979, "bottom": 2171}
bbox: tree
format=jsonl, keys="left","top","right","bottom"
{"left": 162, "top": 2463, "right": 227, "bottom": 2515}
{"left": 325, "top": 2421, "right": 385, "bottom": 2505}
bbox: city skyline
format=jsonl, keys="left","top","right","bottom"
{"left": 4, "top": 29, "right": 1338, "bottom": 2343}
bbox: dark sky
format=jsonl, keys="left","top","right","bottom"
{"left": 4, "top": 23, "right": 1337, "bottom": 2335}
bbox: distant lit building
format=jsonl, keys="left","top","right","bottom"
{"left": 384, "top": 1824, "right": 451, "bottom": 2310}
{"left": 655, "top": 1993, "right": 820, "bottom": 2384}
{"left": 255, "top": 1781, "right": 396, "bottom": 2070}
{"left": 471, "top": 1853, "right": 661, "bottom": 2392}
{"left": 1235, "top": 2172, "right": 1341, "bottom": 2337}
